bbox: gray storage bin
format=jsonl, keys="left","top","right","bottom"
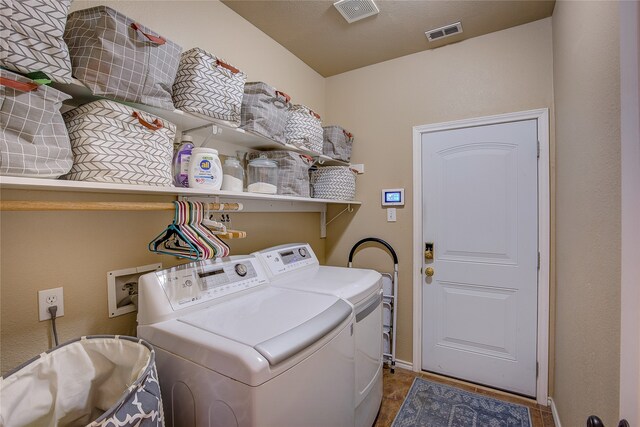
{"left": 0, "top": 335, "right": 163, "bottom": 426}
{"left": 0, "top": 69, "right": 73, "bottom": 178}
{"left": 240, "top": 82, "right": 291, "bottom": 143}
{"left": 62, "top": 99, "right": 176, "bottom": 186}
{"left": 64, "top": 5, "right": 182, "bottom": 110}
{"left": 285, "top": 104, "right": 323, "bottom": 154}
{"left": 0, "top": 0, "right": 73, "bottom": 83}
{"left": 322, "top": 126, "right": 354, "bottom": 162}
{"left": 248, "top": 151, "right": 314, "bottom": 197}
{"left": 310, "top": 166, "right": 357, "bottom": 200}
{"left": 173, "top": 48, "right": 246, "bottom": 125}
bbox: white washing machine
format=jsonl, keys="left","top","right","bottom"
{"left": 253, "top": 244, "right": 383, "bottom": 427}
{"left": 137, "top": 255, "right": 356, "bottom": 427}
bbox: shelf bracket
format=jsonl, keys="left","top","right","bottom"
{"left": 322, "top": 204, "right": 354, "bottom": 238}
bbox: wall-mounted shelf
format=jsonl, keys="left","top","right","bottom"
{"left": 0, "top": 176, "right": 360, "bottom": 206}
{"left": 51, "top": 79, "right": 351, "bottom": 167}
{"left": 1, "top": 176, "right": 359, "bottom": 238}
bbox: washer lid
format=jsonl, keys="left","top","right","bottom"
{"left": 272, "top": 266, "right": 382, "bottom": 305}
{"left": 178, "top": 287, "right": 352, "bottom": 365}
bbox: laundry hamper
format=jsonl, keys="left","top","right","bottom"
{"left": 62, "top": 100, "right": 176, "bottom": 186}
{"left": 64, "top": 5, "right": 182, "bottom": 110}
{"left": 310, "top": 166, "right": 357, "bottom": 200}
{"left": 0, "top": 69, "right": 73, "bottom": 178}
{"left": 285, "top": 105, "right": 323, "bottom": 154}
{"left": 0, "top": 0, "right": 73, "bottom": 83}
{"left": 323, "top": 126, "right": 354, "bottom": 162}
{"left": 172, "top": 48, "right": 246, "bottom": 125}
{"left": 0, "top": 335, "right": 164, "bottom": 426}
{"left": 240, "top": 82, "right": 291, "bottom": 143}
{"left": 248, "top": 151, "right": 314, "bottom": 197}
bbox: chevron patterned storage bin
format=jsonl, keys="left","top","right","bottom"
{"left": 0, "top": 0, "right": 73, "bottom": 83}
{"left": 248, "top": 151, "right": 313, "bottom": 197}
{"left": 173, "top": 48, "right": 246, "bottom": 126}
{"left": 323, "top": 126, "right": 354, "bottom": 162}
{"left": 0, "top": 69, "right": 73, "bottom": 178}
{"left": 240, "top": 82, "right": 291, "bottom": 144}
{"left": 62, "top": 100, "right": 176, "bottom": 186}
{"left": 285, "top": 105, "right": 323, "bottom": 154}
{"left": 310, "top": 166, "right": 356, "bottom": 201}
{"left": 64, "top": 6, "right": 182, "bottom": 110}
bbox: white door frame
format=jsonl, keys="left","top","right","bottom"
{"left": 619, "top": 0, "right": 640, "bottom": 423}
{"left": 412, "top": 108, "right": 550, "bottom": 405}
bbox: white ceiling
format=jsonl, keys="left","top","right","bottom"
{"left": 221, "top": 0, "right": 556, "bottom": 77}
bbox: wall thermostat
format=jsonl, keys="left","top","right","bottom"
{"left": 381, "top": 188, "right": 404, "bottom": 206}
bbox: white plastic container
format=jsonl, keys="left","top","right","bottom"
{"left": 188, "top": 147, "right": 222, "bottom": 190}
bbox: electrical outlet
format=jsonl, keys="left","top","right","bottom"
{"left": 38, "top": 287, "right": 64, "bottom": 321}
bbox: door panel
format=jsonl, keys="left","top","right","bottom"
{"left": 421, "top": 119, "right": 538, "bottom": 397}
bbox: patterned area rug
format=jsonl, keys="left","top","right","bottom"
{"left": 392, "top": 377, "right": 532, "bottom": 427}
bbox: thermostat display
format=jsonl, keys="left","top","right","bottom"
{"left": 381, "top": 188, "right": 404, "bottom": 206}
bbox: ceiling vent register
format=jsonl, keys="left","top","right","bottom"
{"left": 333, "top": 0, "right": 380, "bottom": 24}
{"left": 425, "top": 22, "right": 464, "bottom": 42}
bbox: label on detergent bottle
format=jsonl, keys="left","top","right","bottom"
{"left": 188, "top": 148, "right": 222, "bottom": 190}
{"left": 194, "top": 157, "right": 217, "bottom": 185}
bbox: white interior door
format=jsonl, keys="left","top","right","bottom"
{"left": 421, "top": 119, "right": 538, "bottom": 397}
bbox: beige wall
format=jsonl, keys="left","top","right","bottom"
{"left": 0, "top": 0, "right": 327, "bottom": 374}
{"left": 323, "top": 18, "right": 554, "bottom": 368}
{"left": 552, "top": 1, "right": 621, "bottom": 425}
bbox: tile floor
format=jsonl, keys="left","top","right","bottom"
{"left": 373, "top": 367, "right": 555, "bottom": 427}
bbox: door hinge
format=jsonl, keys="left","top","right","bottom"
{"left": 537, "top": 140, "right": 540, "bottom": 158}
{"left": 536, "top": 362, "right": 539, "bottom": 378}
{"left": 537, "top": 251, "right": 540, "bottom": 270}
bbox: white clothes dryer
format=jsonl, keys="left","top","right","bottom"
{"left": 137, "top": 255, "right": 355, "bottom": 427}
{"left": 253, "top": 244, "right": 383, "bottom": 427}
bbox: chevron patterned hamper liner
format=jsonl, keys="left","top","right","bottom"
{"left": 173, "top": 48, "right": 246, "bottom": 125}
{"left": 64, "top": 5, "right": 182, "bottom": 110}
{"left": 248, "top": 151, "right": 314, "bottom": 197}
{"left": 285, "top": 104, "right": 323, "bottom": 154}
{"left": 310, "top": 166, "right": 357, "bottom": 201}
{"left": 323, "top": 126, "right": 354, "bottom": 162}
{"left": 241, "top": 82, "right": 291, "bottom": 143}
{"left": 0, "top": 69, "right": 73, "bottom": 178}
{"left": 0, "top": 0, "right": 73, "bottom": 83}
{"left": 62, "top": 100, "right": 176, "bottom": 186}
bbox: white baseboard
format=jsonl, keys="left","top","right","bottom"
{"left": 548, "top": 397, "right": 562, "bottom": 427}
{"left": 393, "top": 359, "right": 414, "bottom": 371}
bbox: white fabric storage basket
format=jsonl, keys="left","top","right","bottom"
{"left": 64, "top": 5, "right": 182, "bottom": 110}
{"left": 323, "top": 126, "right": 354, "bottom": 162}
{"left": 0, "top": 335, "right": 164, "bottom": 427}
{"left": 0, "top": 69, "right": 73, "bottom": 178}
{"left": 285, "top": 104, "right": 323, "bottom": 154}
{"left": 310, "top": 166, "right": 356, "bottom": 200}
{"left": 248, "top": 151, "right": 313, "bottom": 197}
{"left": 240, "top": 82, "right": 291, "bottom": 143}
{"left": 62, "top": 100, "right": 176, "bottom": 186}
{"left": 0, "top": 0, "right": 73, "bottom": 83}
{"left": 173, "top": 48, "right": 246, "bottom": 125}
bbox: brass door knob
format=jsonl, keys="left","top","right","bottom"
{"left": 425, "top": 267, "right": 434, "bottom": 277}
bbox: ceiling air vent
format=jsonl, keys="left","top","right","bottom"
{"left": 425, "top": 22, "right": 463, "bottom": 42}
{"left": 333, "top": 0, "right": 380, "bottom": 24}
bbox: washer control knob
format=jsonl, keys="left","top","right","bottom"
{"left": 298, "top": 247, "right": 308, "bottom": 257}
{"left": 235, "top": 263, "right": 248, "bottom": 277}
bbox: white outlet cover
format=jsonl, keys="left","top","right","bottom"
{"left": 107, "top": 263, "right": 161, "bottom": 318}
{"left": 38, "top": 287, "right": 64, "bottom": 321}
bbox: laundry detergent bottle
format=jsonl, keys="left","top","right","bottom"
{"left": 188, "top": 147, "right": 223, "bottom": 190}
{"left": 172, "top": 135, "right": 194, "bottom": 187}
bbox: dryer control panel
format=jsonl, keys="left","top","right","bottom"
{"left": 254, "top": 243, "right": 319, "bottom": 278}
{"left": 149, "top": 257, "right": 268, "bottom": 311}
